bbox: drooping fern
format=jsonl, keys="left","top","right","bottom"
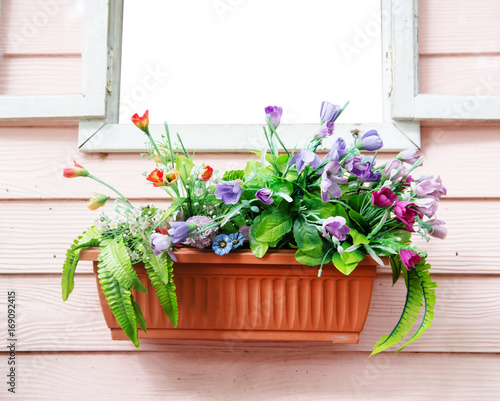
{"left": 61, "top": 226, "right": 101, "bottom": 301}
{"left": 97, "top": 262, "right": 139, "bottom": 348}
{"left": 144, "top": 250, "right": 178, "bottom": 327}
{"left": 370, "top": 257, "right": 436, "bottom": 356}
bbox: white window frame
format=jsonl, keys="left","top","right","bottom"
{"left": 392, "top": 0, "right": 500, "bottom": 121}
{"left": 0, "top": 0, "right": 109, "bottom": 119}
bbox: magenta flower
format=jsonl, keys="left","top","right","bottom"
{"left": 414, "top": 176, "right": 447, "bottom": 201}
{"left": 397, "top": 148, "right": 420, "bottom": 164}
{"left": 315, "top": 122, "right": 335, "bottom": 139}
{"left": 321, "top": 161, "right": 347, "bottom": 202}
{"left": 289, "top": 150, "right": 321, "bottom": 174}
{"left": 359, "top": 129, "right": 383, "bottom": 151}
{"left": 150, "top": 233, "right": 177, "bottom": 261}
{"left": 430, "top": 219, "right": 447, "bottom": 240}
{"left": 371, "top": 188, "right": 398, "bottom": 207}
{"left": 384, "top": 159, "right": 408, "bottom": 181}
{"left": 256, "top": 188, "right": 274, "bottom": 205}
{"left": 265, "top": 106, "right": 283, "bottom": 129}
{"left": 322, "top": 216, "right": 350, "bottom": 241}
{"left": 394, "top": 201, "right": 420, "bottom": 231}
{"left": 320, "top": 101, "right": 340, "bottom": 123}
{"left": 324, "top": 137, "right": 346, "bottom": 162}
{"left": 400, "top": 249, "right": 421, "bottom": 270}
{"left": 215, "top": 180, "right": 243, "bottom": 205}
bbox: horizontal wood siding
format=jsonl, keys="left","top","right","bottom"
{"left": 0, "top": 0, "right": 499, "bottom": 399}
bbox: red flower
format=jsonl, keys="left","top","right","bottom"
{"left": 400, "top": 249, "right": 421, "bottom": 270}
{"left": 198, "top": 165, "right": 213, "bottom": 181}
{"left": 371, "top": 188, "right": 398, "bottom": 207}
{"left": 146, "top": 168, "right": 165, "bottom": 187}
{"left": 394, "top": 201, "right": 421, "bottom": 231}
{"left": 131, "top": 110, "right": 149, "bottom": 133}
{"left": 63, "top": 161, "right": 89, "bottom": 178}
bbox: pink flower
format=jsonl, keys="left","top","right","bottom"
{"left": 63, "top": 161, "right": 89, "bottom": 178}
{"left": 394, "top": 201, "right": 420, "bottom": 231}
{"left": 414, "top": 197, "right": 438, "bottom": 217}
{"left": 397, "top": 148, "right": 420, "bottom": 164}
{"left": 414, "top": 176, "right": 447, "bottom": 201}
{"left": 383, "top": 159, "right": 408, "bottom": 181}
{"left": 400, "top": 249, "right": 421, "bottom": 270}
{"left": 371, "top": 188, "right": 398, "bottom": 207}
{"left": 430, "top": 219, "right": 447, "bottom": 240}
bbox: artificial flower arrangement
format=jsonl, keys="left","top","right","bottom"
{"left": 62, "top": 102, "right": 447, "bottom": 355}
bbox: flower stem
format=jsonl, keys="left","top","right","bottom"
{"left": 88, "top": 174, "right": 133, "bottom": 208}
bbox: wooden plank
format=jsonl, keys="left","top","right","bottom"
{"left": 0, "top": 199, "right": 496, "bottom": 274}
{"left": 419, "top": 0, "right": 500, "bottom": 55}
{"left": 1, "top": 274, "right": 499, "bottom": 352}
{"left": 0, "top": 56, "right": 81, "bottom": 95}
{"left": 0, "top": 0, "right": 84, "bottom": 55}
{"left": 419, "top": 55, "right": 500, "bottom": 95}
{"left": 1, "top": 125, "right": 500, "bottom": 198}
{"left": 2, "top": 352, "right": 499, "bottom": 400}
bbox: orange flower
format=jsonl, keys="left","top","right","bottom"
{"left": 131, "top": 110, "right": 149, "bottom": 133}
{"left": 146, "top": 168, "right": 165, "bottom": 187}
{"left": 198, "top": 165, "right": 213, "bottom": 181}
{"left": 164, "top": 170, "right": 179, "bottom": 186}
{"left": 63, "top": 161, "right": 89, "bottom": 178}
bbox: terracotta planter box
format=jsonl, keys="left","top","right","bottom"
{"left": 80, "top": 248, "right": 377, "bottom": 343}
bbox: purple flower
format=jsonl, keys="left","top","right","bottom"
{"left": 321, "top": 161, "right": 347, "bottom": 202}
{"left": 400, "top": 249, "right": 421, "bottom": 270}
{"left": 397, "top": 148, "right": 420, "bottom": 164}
{"left": 414, "top": 197, "right": 438, "bottom": 217}
{"left": 182, "top": 215, "right": 218, "bottom": 249}
{"left": 345, "top": 157, "right": 380, "bottom": 182}
{"left": 289, "top": 150, "right": 321, "bottom": 174}
{"left": 324, "top": 137, "right": 346, "bottom": 162}
{"left": 215, "top": 180, "right": 243, "bottom": 205}
{"left": 320, "top": 101, "right": 340, "bottom": 123}
{"left": 359, "top": 129, "right": 383, "bottom": 151}
{"left": 430, "top": 219, "right": 447, "bottom": 240}
{"left": 322, "top": 216, "right": 350, "bottom": 241}
{"left": 265, "top": 106, "right": 283, "bottom": 129}
{"left": 256, "top": 188, "right": 274, "bottom": 204}
{"left": 168, "top": 221, "right": 191, "bottom": 243}
{"left": 371, "top": 188, "right": 398, "bottom": 207}
{"left": 238, "top": 225, "right": 250, "bottom": 240}
{"left": 150, "top": 233, "right": 177, "bottom": 261}
{"left": 315, "top": 122, "right": 335, "bottom": 139}
{"left": 394, "top": 201, "right": 420, "bottom": 232}
{"left": 414, "top": 176, "right": 447, "bottom": 201}
{"left": 383, "top": 159, "right": 408, "bottom": 181}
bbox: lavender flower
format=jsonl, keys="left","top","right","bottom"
{"left": 321, "top": 161, "right": 347, "bottom": 202}
{"left": 168, "top": 221, "right": 191, "bottom": 243}
{"left": 344, "top": 157, "right": 380, "bottom": 181}
{"left": 324, "top": 137, "right": 346, "bottom": 162}
{"left": 265, "top": 106, "right": 283, "bottom": 129}
{"left": 320, "top": 101, "right": 340, "bottom": 123}
{"left": 315, "top": 122, "right": 335, "bottom": 139}
{"left": 256, "top": 188, "right": 274, "bottom": 204}
{"left": 289, "top": 150, "right": 321, "bottom": 174}
{"left": 414, "top": 197, "right": 438, "bottom": 217}
{"left": 359, "top": 129, "right": 383, "bottom": 151}
{"left": 430, "top": 219, "right": 447, "bottom": 240}
{"left": 238, "top": 225, "right": 250, "bottom": 240}
{"left": 397, "top": 148, "right": 420, "bottom": 164}
{"left": 413, "top": 176, "right": 447, "bottom": 201}
{"left": 182, "top": 215, "right": 218, "bottom": 249}
{"left": 383, "top": 159, "right": 408, "bottom": 181}
{"left": 215, "top": 180, "right": 242, "bottom": 205}
{"left": 322, "top": 216, "right": 350, "bottom": 241}
{"left": 150, "top": 233, "right": 177, "bottom": 261}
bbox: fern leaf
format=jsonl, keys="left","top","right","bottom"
{"left": 98, "top": 238, "right": 146, "bottom": 292}
{"left": 370, "top": 268, "right": 424, "bottom": 356}
{"left": 97, "top": 262, "right": 139, "bottom": 348}
{"left": 145, "top": 252, "right": 178, "bottom": 327}
{"left": 61, "top": 226, "right": 102, "bottom": 301}
{"left": 132, "top": 296, "right": 148, "bottom": 334}
{"left": 397, "top": 260, "right": 437, "bottom": 352}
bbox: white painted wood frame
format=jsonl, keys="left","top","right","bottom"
{"left": 392, "top": 0, "right": 500, "bottom": 121}
{"left": 0, "top": 0, "right": 109, "bottom": 119}
{"left": 78, "top": 0, "right": 421, "bottom": 153}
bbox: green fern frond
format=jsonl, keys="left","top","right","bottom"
{"left": 145, "top": 251, "right": 178, "bottom": 327}
{"left": 97, "top": 262, "right": 139, "bottom": 348}
{"left": 370, "top": 267, "right": 424, "bottom": 356}
{"left": 397, "top": 260, "right": 437, "bottom": 352}
{"left": 132, "top": 295, "right": 148, "bottom": 334}
{"left": 98, "top": 238, "right": 147, "bottom": 292}
{"left": 61, "top": 226, "right": 102, "bottom": 301}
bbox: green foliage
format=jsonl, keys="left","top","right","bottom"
{"left": 350, "top": 228, "right": 369, "bottom": 245}
{"left": 249, "top": 213, "right": 269, "bottom": 258}
{"left": 61, "top": 226, "right": 101, "bottom": 301}
{"left": 348, "top": 210, "right": 370, "bottom": 234}
{"left": 370, "top": 257, "right": 436, "bottom": 355}
{"left": 295, "top": 249, "right": 324, "bottom": 266}
{"left": 144, "top": 251, "right": 178, "bottom": 327}
{"left": 222, "top": 169, "right": 244, "bottom": 181}
{"left": 97, "top": 263, "right": 139, "bottom": 348}
{"left": 293, "top": 216, "right": 322, "bottom": 257}
{"left": 254, "top": 211, "right": 292, "bottom": 244}
{"left": 164, "top": 197, "right": 187, "bottom": 218}
{"left": 132, "top": 296, "right": 148, "bottom": 334}
{"left": 332, "top": 246, "right": 366, "bottom": 275}
{"left": 175, "top": 155, "right": 195, "bottom": 181}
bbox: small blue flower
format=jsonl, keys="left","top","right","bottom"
{"left": 228, "top": 232, "right": 245, "bottom": 249}
{"left": 212, "top": 234, "right": 233, "bottom": 255}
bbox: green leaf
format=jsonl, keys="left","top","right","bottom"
{"left": 98, "top": 263, "right": 139, "bottom": 348}
{"left": 132, "top": 296, "right": 148, "bottom": 334}
{"left": 295, "top": 249, "right": 324, "bottom": 266}
{"left": 99, "top": 239, "right": 146, "bottom": 292}
{"left": 389, "top": 254, "right": 403, "bottom": 285}
{"left": 271, "top": 180, "right": 293, "bottom": 196}
{"left": 302, "top": 198, "right": 337, "bottom": 219}
{"left": 332, "top": 252, "right": 358, "bottom": 275}
{"left": 275, "top": 154, "right": 289, "bottom": 173}
{"left": 145, "top": 259, "right": 178, "bottom": 327}
{"left": 145, "top": 250, "right": 171, "bottom": 286}
{"left": 265, "top": 153, "right": 277, "bottom": 165}
{"left": 222, "top": 169, "right": 244, "bottom": 181}
{"left": 164, "top": 197, "right": 186, "bottom": 218}
{"left": 340, "top": 247, "right": 366, "bottom": 265}
{"left": 363, "top": 244, "right": 386, "bottom": 266}
{"left": 349, "top": 210, "right": 370, "bottom": 233}
{"left": 176, "top": 155, "right": 195, "bottom": 181}
{"left": 244, "top": 159, "right": 260, "bottom": 181}
{"left": 348, "top": 195, "right": 364, "bottom": 212}
{"left": 293, "top": 217, "right": 322, "bottom": 257}
{"left": 350, "top": 228, "right": 370, "bottom": 245}
{"left": 333, "top": 204, "right": 349, "bottom": 221}
{"left": 249, "top": 214, "right": 269, "bottom": 258}
{"left": 254, "top": 211, "right": 292, "bottom": 244}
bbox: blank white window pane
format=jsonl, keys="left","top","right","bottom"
{"left": 119, "top": 0, "right": 383, "bottom": 124}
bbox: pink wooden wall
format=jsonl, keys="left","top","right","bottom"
{"left": 1, "top": 0, "right": 500, "bottom": 399}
